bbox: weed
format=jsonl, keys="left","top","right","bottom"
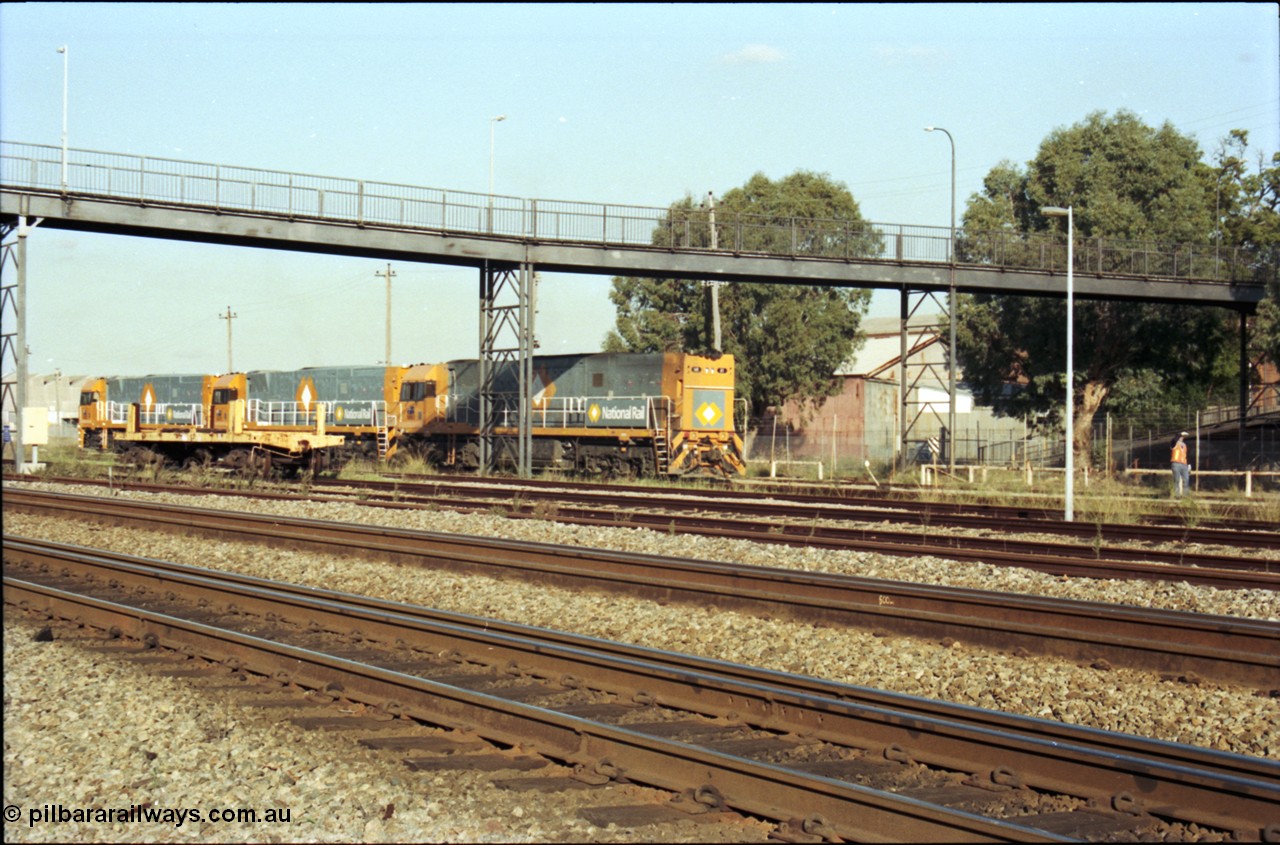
{"left": 530, "top": 500, "right": 560, "bottom": 521}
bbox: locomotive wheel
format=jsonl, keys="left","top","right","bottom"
{"left": 120, "top": 446, "right": 163, "bottom": 467}
{"left": 181, "top": 449, "right": 214, "bottom": 471}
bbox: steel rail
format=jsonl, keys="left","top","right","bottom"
{"left": 11, "top": 478, "right": 1275, "bottom": 586}
{"left": 5, "top": 488, "right": 1277, "bottom": 688}
{"left": 380, "top": 472, "right": 1280, "bottom": 538}
{"left": 325, "top": 489, "right": 1277, "bottom": 584}
{"left": 6, "top": 541, "right": 1278, "bottom": 839}
{"left": 7, "top": 534, "right": 1274, "bottom": 785}
{"left": 338, "top": 476, "right": 1280, "bottom": 552}
{"left": 3, "top": 576, "right": 1068, "bottom": 843}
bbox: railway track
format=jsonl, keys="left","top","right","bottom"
{"left": 382, "top": 472, "right": 1280, "bottom": 539}
{"left": 359, "top": 475, "right": 1280, "bottom": 550}
{"left": 6, "top": 538, "right": 1278, "bottom": 842}
{"left": 5, "top": 487, "right": 1277, "bottom": 688}
{"left": 12, "top": 476, "right": 1279, "bottom": 589}
{"left": 17, "top": 473, "right": 1276, "bottom": 551}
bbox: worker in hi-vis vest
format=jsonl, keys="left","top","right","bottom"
{"left": 1170, "top": 431, "right": 1190, "bottom": 498}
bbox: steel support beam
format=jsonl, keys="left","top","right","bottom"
{"left": 897, "top": 288, "right": 953, "bottom": 470}
{"left": 1, "top": 189, "right": 1267, "bottom": 309}
{"left": 478, "top": 260, "right": 534, "bottom": 477}
{"left": 1, "top": 214, "right": 37, "bottom": 472}
{"left": 1, "top": 222, "right": 18, "bottom": 468}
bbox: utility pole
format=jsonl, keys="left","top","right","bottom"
{"left": 219, "top": 306, "right": 237, "bottom": 372}
{"left": 376, "top": 263, "right": 396, "bottom": 364}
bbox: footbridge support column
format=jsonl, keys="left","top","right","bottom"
{"left": 478, "top": 260, "right": 536, "bottom": 477}
{"left": 2, "top": 213, "right": 40, "bottom": 472}
{"left": 897, "top": 286, "right": 954, "bottom": 472}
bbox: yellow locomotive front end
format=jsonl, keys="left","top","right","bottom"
{"left": 666, "top": 353, "right": 746, "bottom": 477}
{"left": 77, "top": 377, "right": 112, "bottom": 450}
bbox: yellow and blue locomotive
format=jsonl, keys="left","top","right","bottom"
{"left": 395, "top": 351, "right": 745, "bottom": 476}
{"left": 79, "top": 351, "right": 745, "bottom": 477}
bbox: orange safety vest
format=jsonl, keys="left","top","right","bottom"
{"left": 1171, "top": 440, "right": 1187, "bottom": 464}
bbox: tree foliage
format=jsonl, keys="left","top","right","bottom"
{"left": 604, "top": 171, "right": 873, "bottom": 414}
{"left": 1213, "top": 130, "right": 1280, "bottom": 367}
{"left": 954, "top": 110, "right": 1258, "bottom": 466}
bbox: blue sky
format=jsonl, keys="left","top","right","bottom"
{"left": 2, "top": 2, "right": 1276, "bottom": 375}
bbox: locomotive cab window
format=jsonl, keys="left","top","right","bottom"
{"left": 211, "top": 388, "right": 237, "bottom": 404}
{"left": 592, "top": 373, "right": 604, "bottom": 388}
{"left": 399, "top": 381, "right": 433, "bottom": 402}
{"left": 79, "top": 391, "right": 99, "bottom": 406}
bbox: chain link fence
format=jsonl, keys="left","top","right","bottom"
{"left": 741, "top": 388, "right": 1280, "bottom": 483}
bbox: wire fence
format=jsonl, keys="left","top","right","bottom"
{"left": 4, "top": 141, "right": 1274, "bottom": 284}
{"left": 742, "top": 394, "right": 1280, "bottom": 481}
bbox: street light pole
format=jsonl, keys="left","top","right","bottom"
{"left": 57, "top": 45, "right": 68, "bottom": 192}
{"left": 1041, "top": 205, "right": 1074, "bottom": 522}
{"left": 925, "top": 126, "right": 956, "bottom": 470}
{"left": 488, "top": 114, "right": 506, "bottom": 233}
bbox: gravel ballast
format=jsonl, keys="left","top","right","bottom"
{"left": 4, "top": 479, "right": 1278, "bottom": 842}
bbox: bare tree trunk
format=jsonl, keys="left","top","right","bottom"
{"left": 1073, "top": 380, "right": 1110, "bottom": 470}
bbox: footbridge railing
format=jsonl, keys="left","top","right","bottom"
{"left": 2, "top": 141, "right": 1274, "bottom": 284}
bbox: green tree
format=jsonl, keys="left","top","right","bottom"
{"left": 1212, "top": 130, "right": 1280, "bottom": 367}
{"left": 955, "top": 110, "right": 1240, "bottom": 467}
{"left": 604, "top": 171, "right": 873, "bottom": 414}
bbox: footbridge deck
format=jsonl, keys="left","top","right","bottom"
{"left": 0, "top": 142, "right": 1270, "bottom": 309}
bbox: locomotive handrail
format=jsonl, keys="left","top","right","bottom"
{"left": 247, "top": 398, "right": 388, "bottom": 428}
{"left": 138, "top": 403, "right": 204, "bottom": 427}
{"left": 106, "top": 401, "right": 129, "bottom": 425}
{"left": 647, "top": 396, "right": 674, "bottom": 431}
{"left": 531, "top": 395, "right": 587, "bottom": 428}
{"left": 3, "top": 140, "right": 1272, "bottom": 284}
{"left": 247, "top": 399, "right": 317, "bottom": 427}
{"left": 499, "top": 394, "right": 666, "bottom": 430}
{"left": 98, "top": 401, "right": 205, "bottom": 427}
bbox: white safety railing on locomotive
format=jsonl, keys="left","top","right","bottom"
{"left": 497, "top": 395, "right": 669, "bottom": 428}
{"left": 139, "top": 404, "right": 204, "bottom": 426}
{"left": 247, "top": 399, "right": 389, "bottom": 427}
{"left": 248, "top": 400, "right": 319, "bottom": 427}
{"left": 101, "top": 402, "right": 205, "bottom": 426}
{"left": 646, "top": 396, "right": 674, "bottom": 429}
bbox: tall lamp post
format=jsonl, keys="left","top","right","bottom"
{"left": 924, "top": 126, "right": 956, "bottom": 471}
{"left": 1041, "top": 205, "right": 1074, "bottom": 522}
{"left": 488, "top": 114, "right": 506, "bottom": 233}
{"left": 57, "top": 45, "right": 68, "bottom": 192}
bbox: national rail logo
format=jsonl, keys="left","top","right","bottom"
{"left": 695, "top": 401, "right": 723, "bottom": 427}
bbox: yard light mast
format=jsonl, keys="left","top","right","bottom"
{"left": 57, "top": 45, "right": 68, "bottom": 192}
{"left": 1040, "top": 205, "right": 1074, "bottom": 522}
{"left": 924, "top": 126, "right": 957, "bottom": 471}
{"left": 488, "top": 114, "right": 506, "bottom": 233}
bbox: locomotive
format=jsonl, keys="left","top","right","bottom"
{"left": 78, "top": 351, "right": 746, "bottom": 477}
